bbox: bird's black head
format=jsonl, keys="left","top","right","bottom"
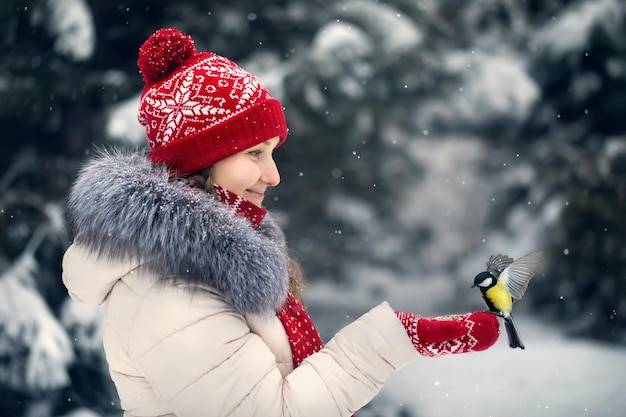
{"left": 472, "top": 271, "right": 497, "bottom": 289}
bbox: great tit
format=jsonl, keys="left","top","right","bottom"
{"left": 472, "top": 250, "right": 543, "bottom": 349}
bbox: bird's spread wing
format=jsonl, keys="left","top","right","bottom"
{"left": 499, "top": 251, "right": 543, "bottom": 300}
{"left": 486, "top": 254, "right": 514, "bottom": 274}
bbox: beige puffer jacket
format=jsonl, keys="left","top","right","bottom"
{"left": 62, "top": 152, "right": 419, "bottom": 417}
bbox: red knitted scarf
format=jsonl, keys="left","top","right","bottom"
{"left": 278, "top": 296, "right": 356, "bottom": 417}
{"left": 277, "top": 292, "right": 325, "bottom": 367}
{"left": 213, "top": 187, "right": 325, "bottom": 365}
{"left": 213, "top": 184, "right": 267, "bottom": 227}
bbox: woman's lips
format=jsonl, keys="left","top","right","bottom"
{"left": 246, "top": 189, "right": 265, "bottom": 201}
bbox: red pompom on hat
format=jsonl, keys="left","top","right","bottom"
{"left": 137, "top": 28, "right": 288, "bottom": 175}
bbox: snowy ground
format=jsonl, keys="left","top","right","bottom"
{"left": 307, "top": 284, "right": 626, "bottom": 417}
{"left": 380, "top": 316, "right": 626, "bottom": 417}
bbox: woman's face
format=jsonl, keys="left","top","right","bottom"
{"left": 210, "top": 136, "right": 281, "bottom": 207}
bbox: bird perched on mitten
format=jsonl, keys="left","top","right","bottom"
{"left": 472, "top": 251, "right": 543, "bottom": 349}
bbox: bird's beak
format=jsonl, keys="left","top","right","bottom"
{"left": 471, "top": 284, "right": 476, "bottom": 288}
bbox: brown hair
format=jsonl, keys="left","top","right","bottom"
{"left": 191, "top": 169, "right": 306, "bottom": 304}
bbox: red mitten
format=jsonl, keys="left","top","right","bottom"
{"left": 396, "top": 311, "right": 500, "bottom": 357}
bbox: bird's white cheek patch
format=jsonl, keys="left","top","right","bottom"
{"left": 479, "top": 277, "right": 493, "bottom": 287}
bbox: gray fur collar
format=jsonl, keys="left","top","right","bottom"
{"left": 65, "top": 150, "right": 289, "bottom": 314}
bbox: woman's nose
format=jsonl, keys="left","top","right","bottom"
{"left": 262, "top": 157, "right": 280, "bottom": 186}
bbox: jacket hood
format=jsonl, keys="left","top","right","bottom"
{"left": 64, "top": 150, "right": 289, "bottom": 314}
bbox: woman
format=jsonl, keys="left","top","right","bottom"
{"left": 62, "top": 28, "right": 499, "bottom": 417}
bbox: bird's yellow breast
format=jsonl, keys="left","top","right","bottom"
{"left": 485, "top": 282, "right": 513, "bottom": 313}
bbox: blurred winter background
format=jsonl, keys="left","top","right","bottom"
{"left": 1, "top": 0, "right": 625, "bottom": 416}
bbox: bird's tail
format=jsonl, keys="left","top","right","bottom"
{"left": 504, "top": 314, "right": 525, "bottom": 349}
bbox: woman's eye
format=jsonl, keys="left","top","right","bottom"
{"left": 249, "top": 150, "right": 262, "bottom": 157}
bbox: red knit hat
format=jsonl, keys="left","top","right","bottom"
{"left": 137, "top": 28, "right": 288, "bottom": 175}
